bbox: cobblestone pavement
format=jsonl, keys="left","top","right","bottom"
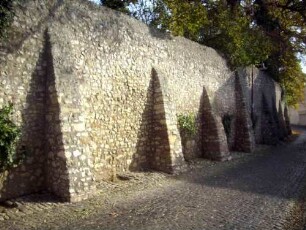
{"left": 1, "top": 128, "right": 306, "bottom": 230}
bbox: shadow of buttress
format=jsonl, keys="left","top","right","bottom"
{"left": 175, "top": 73, "right": 298, "bottom": 200}
{"left": 129, "top": 75, "right": 154, "bottom": 172}
{"left": 129, "top": 69, "right": 172, "bottom": 173}
{"left": 0, "top": 30, "right": 70, "bottom": 202}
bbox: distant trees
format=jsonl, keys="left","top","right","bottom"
{"left": 251, "top": 0, "right": 306, "bottom": 106}
{"left": 101, "top": 0, "right": 306, "bottom": 107}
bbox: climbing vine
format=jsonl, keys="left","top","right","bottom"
{"left": 177, "top": 113, "right": 196, "bottom": 137}
{"left": 0, "top": 104, "right": 26, "bottom": 172}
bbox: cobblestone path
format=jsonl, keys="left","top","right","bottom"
{"left": 1, "top": 127, "right": 306, "bottom": 230}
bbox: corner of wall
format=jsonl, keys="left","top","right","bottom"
{"left": 45, "top": 29, "right": 96, "bottom": 202}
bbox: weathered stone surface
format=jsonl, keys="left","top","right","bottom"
{"left": 0, "top": 0, "right": 288, "bottom": 202}
{"left": 241, "top": 67, "right": 287, "bottom": 145}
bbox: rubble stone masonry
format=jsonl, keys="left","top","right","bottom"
{"left": 0, "top": 0, "right": 289, "bottom": 202}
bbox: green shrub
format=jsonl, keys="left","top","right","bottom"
{"left": 177, "top": 113, "right": 196, "bottom": 137}
{"left": 0, "top": 104, "right": 26, "bottom": 172}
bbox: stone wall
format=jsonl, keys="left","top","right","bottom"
{"left": 241, "top": 67, "right": 290, "bottom": 144}
{"left": 0, "top": 0, "right": 289, "bottom": 202}
{"left": 0, "top": 0, "right": 57, "bottom": 200}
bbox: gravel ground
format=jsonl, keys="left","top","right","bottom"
{"left": 1, "top": 128, "right": 306, "bottom": 230}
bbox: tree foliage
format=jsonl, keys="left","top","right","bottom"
{"left": 0, "top": 104, "right": 26, "bottom": 172}
{"left": 278, "top": 52, "right": 305, "bottom": 107}
{"left": 155, "top": 0, "right": 209, "bottom": 40}
{"left": 200, "top": 1, "right": 273, "bottom": 67}
{"left": 252, "top": 0, "right": 306, "bottom": 106}
{"left": 177, "top": 113, "right": 196, "bottom": 137}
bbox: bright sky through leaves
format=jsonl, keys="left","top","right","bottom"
{"left": 90, "top": 0, "right": 99, "bottom": 3}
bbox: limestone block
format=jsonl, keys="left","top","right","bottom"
{"left": 73, "top": 150, "right": 82, "bottom": 158}
{"left": 73, "top": 123, "right": 86, "bottom": 132}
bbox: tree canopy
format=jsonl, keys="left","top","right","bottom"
{"left": 102, "top": 0, "right": 306, "bottom": 107}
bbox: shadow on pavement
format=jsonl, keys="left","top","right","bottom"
{"left": 177, "top": 128, "right": 306, "bottom": 199}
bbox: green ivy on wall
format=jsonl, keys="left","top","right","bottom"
{"left": 0, "top": 104, "right": 26, "bottom": 172}
{"left": 177, "top": 113, "right": 196, "bottom": 137}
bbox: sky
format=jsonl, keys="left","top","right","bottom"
{"left": 89, "top": 0, "right": 99, "bottom": 3}
{"left": 301, "top": 56, "right": 306, "bottom": 73}
{"left": 88, "top": 0, "right": 306, "bottom": 73}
